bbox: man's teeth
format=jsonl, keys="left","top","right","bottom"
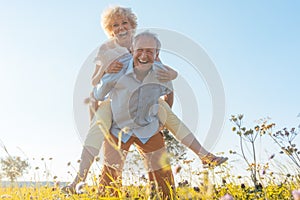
{"left": 138, "top": 59, "right": 148, "bottom": 64}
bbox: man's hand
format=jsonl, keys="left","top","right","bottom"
{"left": 156, "top": 65, "right": 178, "bottom": 82}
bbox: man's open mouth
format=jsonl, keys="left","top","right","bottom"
{"left": 138, "top": 58, "right": 148, "bottom": 64}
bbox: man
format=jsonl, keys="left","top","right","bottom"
{"left": 96, "top": 31, "right": 175, "bottom": 199}
{"left": 63, "top": 6, "right": 227, "bottom": 196}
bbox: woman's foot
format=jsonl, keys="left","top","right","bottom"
{"left": 61, "top": 184, "right": 76, "bottom": 195}
{"left": 201, "top": 153, "right": 228, "bottom": 168}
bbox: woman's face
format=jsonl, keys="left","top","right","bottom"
{"left": 110, "top": 16, "right": 133, "bottom": 47}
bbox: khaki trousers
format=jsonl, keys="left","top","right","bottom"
{"left": 99, "top": 132, "right": 174, "bottom": 198}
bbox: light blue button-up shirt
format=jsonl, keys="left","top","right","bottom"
{"left": 94, "top": 56, "right": 173, "bottom": 144}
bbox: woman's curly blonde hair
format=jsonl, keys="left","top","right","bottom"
{"left": 101, "top": 6, "right": 138, "bottom": 38}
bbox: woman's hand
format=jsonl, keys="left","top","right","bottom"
{"left": 156, "top": 65, "right": 178, "bottom": 82}
{"left": 105, "top": 61, "right": 123, "bottom": 73}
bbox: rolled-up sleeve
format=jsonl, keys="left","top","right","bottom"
{"left": 93, "top": 74, "right": 117, "bottom": 101}
{"left": 93, "top": 54, "right": 132, "bottom": 101}
{"left": 163, "top": 81, "right": 173, "bottom": 95}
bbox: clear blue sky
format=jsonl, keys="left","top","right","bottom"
{"left": 0, "top": 1, "right": 299, "bottom": 181}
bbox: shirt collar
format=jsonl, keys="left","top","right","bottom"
{"left": 125, "top": 58, "right": 135, "bottom": 75}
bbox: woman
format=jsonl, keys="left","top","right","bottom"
{"left": 62, "top": 6, "right": 227, "bottom": 195}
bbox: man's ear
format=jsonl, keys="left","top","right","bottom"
{"left": 155, "top": 51, "right": 161, "bottom": 62}
{"left": 130, "top": 46, "right": 133, "bottom": 54}
{"left": 156, "top": 51, "right": 160, "bottom": 58}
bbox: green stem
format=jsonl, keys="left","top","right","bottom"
{"left": 251, "top": 139, "right": 257, "bottom": 186}
{"left": 240, "top": 136, "right": 250, "bottom": 167}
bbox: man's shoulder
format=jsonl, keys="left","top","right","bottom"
{"left": 153, "top": 61, "right": 167, "bottom": 71}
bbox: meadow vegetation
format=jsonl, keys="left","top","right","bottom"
{"left": 1, "top": 115, "right": 299, "bottom": 199}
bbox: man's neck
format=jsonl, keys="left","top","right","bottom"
{"left": 134, "top": 67, "right": 151, "bottom": 81}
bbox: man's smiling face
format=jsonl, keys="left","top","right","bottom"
{"left": 132, "top": 35, "right": 159, "bottom": 72}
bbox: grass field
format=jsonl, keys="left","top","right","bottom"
{"left": 1, "top": 167, "right": 299, "bottom": 200}
{"left": 0, "top": 181, "right": 298, "bottom": 199}
{"left": 1, "top": 116, "right": 299, "bottom": 199}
